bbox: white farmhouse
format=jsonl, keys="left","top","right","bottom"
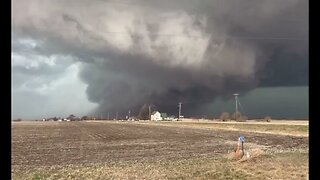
{"left": 151, "top": 111, "right": 162, "bottom": 121}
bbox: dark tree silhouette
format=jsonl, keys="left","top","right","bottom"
{"left": 220, "top": 112, "right": 230, "bottom": 121}
{"left": 264, "top": 116, "right": 271, "bottom": 122}
{"left": 138, "top": 104, "right": 156, "bottom": 120}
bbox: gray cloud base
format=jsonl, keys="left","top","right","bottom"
{"left": 12, "top": 0, "right": 308, "bottom": 117}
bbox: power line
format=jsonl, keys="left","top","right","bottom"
{"left": 94, "top": 30, "right": 308, "bottom": 41}
{"left": 62, "top": 1, "right": 307, "bottom": 42}
{"left": 178, "top": 102, "right": 182, "bottom": 119}
{"left": 226, "top": 36, "right": 307, "bottom": 41}
{"left": 148, "top": 104, "right": 156, "bottom": 120}
{"left": 233, "top": 94, "right": 239, "bottom": 121}
{"left": 99, "top": 0, "right": 308, "bottom": 9}
{"left": 238, "top": 98, "right": 246, "bottom": 115}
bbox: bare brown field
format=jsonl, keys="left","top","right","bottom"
{"left": 12, "top": 121, "right": 308, "bottom": 179}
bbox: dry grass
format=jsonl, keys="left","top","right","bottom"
{"left": 142, "top": 121, "right": 308, "bottom": 137}
{"left": 12, "top": 152, "right": 308, "bottom": 180}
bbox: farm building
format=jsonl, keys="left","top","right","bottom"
{"left": 161, "top": 113, "right": 168, "bottom": 120}
{"left": 151, "top": 111, "right": 162, "bottom": 120}
{"left": 151, "top": 111, "right": 169, "bottom": 121}
{"left": 151, "top": 111, "right": 168, "bottom": 121}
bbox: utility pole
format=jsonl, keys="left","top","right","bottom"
{"left": 178, "top": 102, "right": 182, "bottom": 120}
{"left": 233, "top": 94, "right": 239, "bottom": 121}
{"left": 128, "top": 110, "right": 131, "bottom": 119}
{"left": 149, "top": 105, "right": 151, "bottom": 120}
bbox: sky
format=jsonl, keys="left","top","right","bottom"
{"left": 203, "top": 86, "right": 308, "bottom": 119}
{"left": 12, "top": 0, "right": 308, "bottom": 120}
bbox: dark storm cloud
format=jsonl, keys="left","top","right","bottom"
{"left": 12, "top": 0, "right": 308, "bottom": 116}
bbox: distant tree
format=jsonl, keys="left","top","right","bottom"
{"left": 81, "top": 116, "right": 88, "bottom": 120}
{"left": 239, "top": 115, "right": 248, "bottom": 122}
{"left": 138, "top": 104, "right": 149, "bottom": 120}
{"left": 232, "top": 112, "right": 242, "bottom": 121}
{"left": 67, "top": 114, "right": 76, "bottom": 120}
{"left": 138, "top": 104, "right": 156, "bottom": 120}
{"left": 12, "top": 118, "right": 22, "bottom": 122}
{"left": 220, "top": 112, "right": 230, "bottom": 121}
{"left": 264, "top": 116, "right": 271, "bottom": 122}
